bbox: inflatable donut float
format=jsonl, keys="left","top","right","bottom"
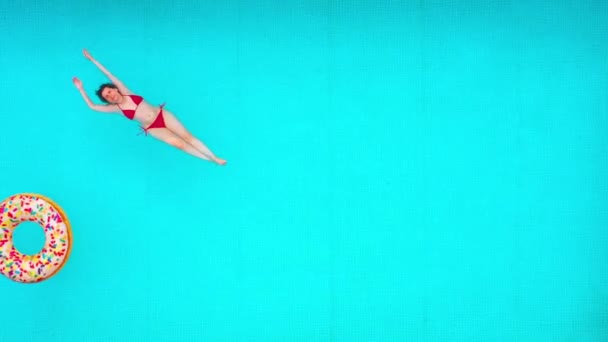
{"left": 0, "top": 193, "right": 72, "bottom": 283}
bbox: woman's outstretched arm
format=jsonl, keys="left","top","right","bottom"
{"left": 83, "top": 49, "right": 133, "bottom": 95}
{"left": 72, "top": 77, "right": 118, "bottom": 113}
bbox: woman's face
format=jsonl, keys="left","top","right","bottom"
{"left": 102, "top": 87, "right": 121, "bottom": 103}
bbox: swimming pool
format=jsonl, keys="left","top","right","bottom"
{"left": 1, "top": 0, "right": 607, "bottom": 341}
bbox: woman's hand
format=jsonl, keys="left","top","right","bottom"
{"left": 83, "top": 48, "right": 94, "bottom": 61}
{"left": 72, "top": 77, "right": 83, "bottom": 89}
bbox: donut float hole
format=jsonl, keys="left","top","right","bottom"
{"left": 12, "top": 222, "right": 46, "bottom": 256}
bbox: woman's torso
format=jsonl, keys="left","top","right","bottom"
{"left": 117, "top": 94, "right": 160, "bottom": 125}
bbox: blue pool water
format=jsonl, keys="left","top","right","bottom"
{"left": 1, "top": 1, "right": 607, "bottom": 341}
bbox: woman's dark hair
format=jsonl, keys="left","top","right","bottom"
{"left": 96, "top": 83, "right": 119, "bottom": 103}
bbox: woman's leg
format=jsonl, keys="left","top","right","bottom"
{"left": 161, "top": 109, "right": 226, "bottom": 165}
{"left": 147, "top": 128, "right": 213, "bottom": 162}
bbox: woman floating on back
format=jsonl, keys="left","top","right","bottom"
{"left": 73, "top": 49, "right": 227, "bottom": 166}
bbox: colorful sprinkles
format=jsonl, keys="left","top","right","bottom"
{"left": 0, "top": 194, "right": 71, "bottom": 283}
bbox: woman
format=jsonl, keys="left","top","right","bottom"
{"left": 73, "top": 49, "right": 227, "bottom": 166}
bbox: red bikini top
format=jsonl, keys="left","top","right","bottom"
{"left": 117, "top": 94, "right": 143, "bottom": 120}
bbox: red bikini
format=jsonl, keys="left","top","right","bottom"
{"left": 117, "top": 94, "right": 167, "bottom": 135}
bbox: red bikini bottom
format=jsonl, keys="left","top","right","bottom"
{"left": 139, "top": 103, "right": 166, "bottom": 136}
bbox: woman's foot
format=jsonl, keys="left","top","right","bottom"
{"left": 214, "top": 157, "right": 227, "bottom": 166}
